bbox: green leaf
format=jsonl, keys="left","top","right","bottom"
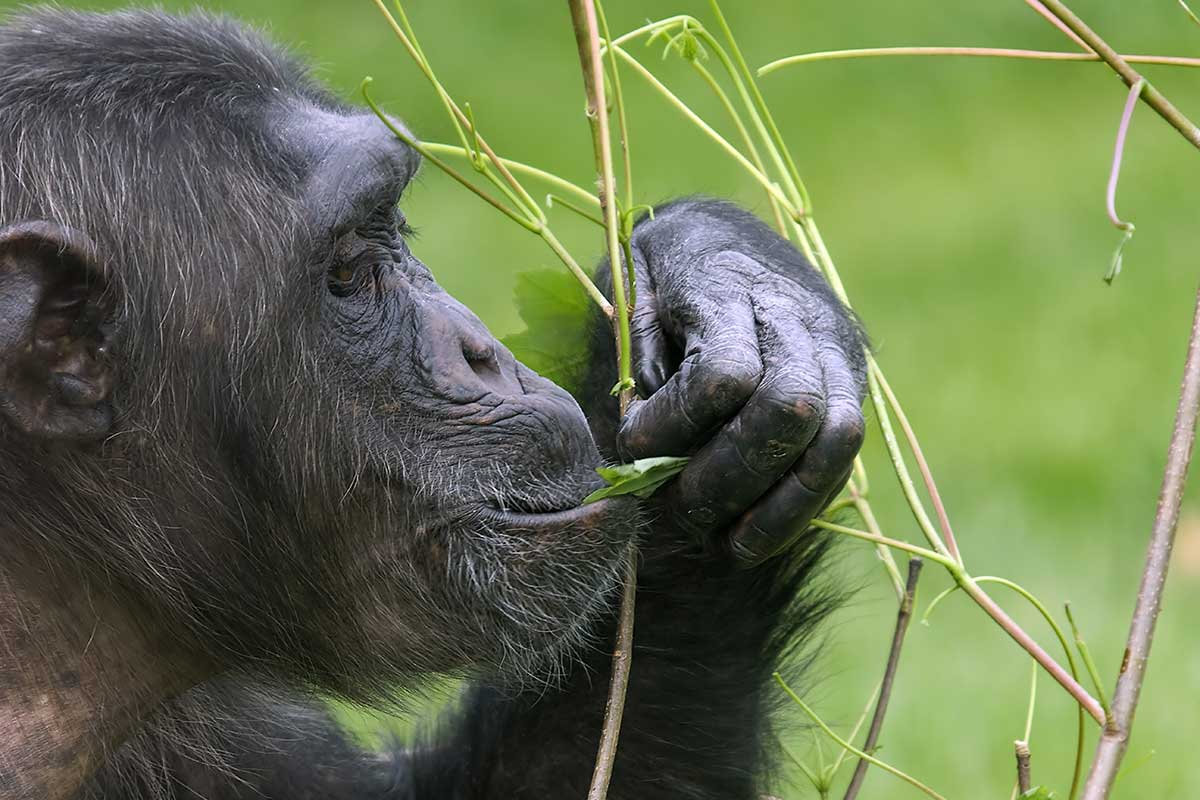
{"left": 610, "top": 376, "right": 635, "bottom": 396}
{"left": 500, "top": 269, "right": 594, "bottom": 395}
{"left": 1020, "top": 788, "right": 1057, "bottom": 800}
{"left": 583, "top": 456, "right": 690, "bottom": 503}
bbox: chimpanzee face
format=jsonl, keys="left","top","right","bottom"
{"left": 0, "top": 9, "right": 636, "bottom": 700}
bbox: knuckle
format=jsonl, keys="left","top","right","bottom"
{"left": 764, "top": 382, "right": 826, "bottom": 426}
{"left": 697, "top": 354, "right": 761, "bottom": 404}
{"left": 828, "top": 409, "right": 866, "bottom": 455}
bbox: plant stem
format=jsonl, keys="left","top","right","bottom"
{"left": 1107, "top": 80, "right": 1143, "bottom": 229}
{"left": 1036, "top": 0, "right": 1200, "bottom": 149}
{"left": 865, "top": 366, "right": 952, "bottom": 560}
{"left": 843, "top": 557, "right": 923, "bottom": 800}
{"left": 420, "top": 143, "right": 601, "bottom": 210}
{"left": 1080, "top": 283, "right": 1200, "bottom": 798}
{"left": 1182, "top": 0, "right": 1200, "bottom": 28}
{"left": 707, "top": 0, "right": 810, "bottom": 214}
{"left": 567, "top": 4, "right": 637, "bottom": 799}
{"left": 571, "top": 10, "right": 635, "bottom": 409}
{"left": 959, "top": 576, "right": 1104, "bottom": 725}
{"left": 1016, "top": 740, "right": 1033, "bottom": 794}
{"left": 1025, "top": 0, "right": 1091, "bottom": 49}
{"left": 829, "top": 681, "right": 882, "bottom": 777}
{"left": 608, "top": 45, "right": 798, "bottom": 216}
{"left": 872, "top": 366, "right": 962, "bottom": 563}
{"left": 541, "top": 229, "right": 615, "bottom": 317}
{"left": 810, "top": 519, "right": 949, "bottom": 566}
{"left": 775, "top": 674, "right": 948, "bottom": 800}
{"left": 757, "top": 47, "right": 1200, "bottom": 75}
{"left": 1103, "top": 79, "right": 1143, "bottom": 283}
{"left": 547, "top": 193, "right": 607, "bottom": 228}
{"left": 848, "top": 486, "right": 906, "bottom": 602}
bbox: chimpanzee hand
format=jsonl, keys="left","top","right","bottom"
{"left": 619, "top": 199, "right": 867, "bottom": 568}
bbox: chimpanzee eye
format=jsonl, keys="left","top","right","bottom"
{"left": 327, "top": 261, "right": 362, "bottom": 297}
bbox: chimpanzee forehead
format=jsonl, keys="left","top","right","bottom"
{"left": 275, "top": 103, "right": 422, "bottom": 238}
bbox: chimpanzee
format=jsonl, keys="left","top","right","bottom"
{"left": 0, "top": 7, "right": 867, "bottom": 800}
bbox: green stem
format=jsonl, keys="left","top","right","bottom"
{"left": 774, "top": 674, "right": 948, "bottom": 800}
{"left": 608, "top": 45, "right": 798, "bottom": 216}
{"left": 610, "top": 15, "right": 693, "bottom": 48}
{"left": 541, "top": 229, "right": 614, "bottom": 317}
{"left": 958, "top": 575, "right": 1105, "bottom": 725}
{"left": 1065, "top": 603, "right": 1113, "bottom": 720}
{"left": 865, "top": 365, "right": 952, "bottom": 559}
{"left": 830, "top": 681, "right": 882, "bottom": 776}
{"left": 596, "top": 1, "right": 634, "bottom": 212}
{"left": 872, "top": 365, "right": 962, "bottom": 563}
{"left": 708, "top": 0, "right": 812, "bottom": 214}
{"left": 547, "top": 194, "right": 607, "bottom": 228}
{"left": 596, "top": 1, "right": 639, "bottom": 341}
{"left": 361, "top": 80, "right": 534, "bottom": 232}
{"left": 690, "top": 60, "right": 790, "bottom": 234}
{"left": 848, "top": 486, "right": 907, "bottom": 602}
{"left": 810, "top": 519, "right": 950, "bottom": 566}
{"left": 758, "top": 46, "right": 1200, "bottom": 75}
{"left": 419, "top": 143, "right": 600, "bottom": 209}
{"left": 570, "top": 5, "right": 634, "bottom": 409}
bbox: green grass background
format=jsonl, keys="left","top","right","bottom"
{"left": 7, "top": 0, "right": 1200, "bottom": 796}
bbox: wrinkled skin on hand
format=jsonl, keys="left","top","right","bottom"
{"left": 589, "top": 199, "right": 868, "bottom": 568}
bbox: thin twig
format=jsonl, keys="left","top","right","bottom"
{"left": 843, "top": 558, "right": 923, "bottom": 800}
{"left": 1080, "top": 283, "right": 1200, "bottom": 798}
{"left": 1024, "top": 0, "right": 1092, "bottom": 50}
{"left": 959, "top": 577, "right": 1105, "bottom": 725}
{"left": 566, "top": 3, "right": 637, "bottom": 798}
{"left": 1036, "top": 0, "right": 1200, "bottom": 149}
{"left": 1016, "top": 740, "right": 1033, "bottom": 794}
{"left": 758, "top": 47, "right": 1200, "bottom": 75}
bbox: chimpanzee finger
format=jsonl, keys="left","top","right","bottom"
{"left": 728, "top": 399, "right": 864, "bottom": 567}
{"left": 628, "top": 278, "right": 670, "bottom": 398}
{"left": 657, "top": 313, "right": 825, "bottom": 539}
{"left": 618, "top": 301, "right": 762, "bottom": 459}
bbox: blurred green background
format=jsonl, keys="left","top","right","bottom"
{"left": 7, "top": 0, "right": 1200, "bottom": 796}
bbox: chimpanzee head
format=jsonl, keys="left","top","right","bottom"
{"left": 0, "top": 9, "right": 635, "bottom": 699}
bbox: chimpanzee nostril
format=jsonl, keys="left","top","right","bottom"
{"left": 423, "top": 298, "right": 525, "bottom": 399}
{"left": 463, "top": 338, "right": 499, "bottom": 379}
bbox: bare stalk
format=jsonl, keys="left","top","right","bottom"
{"left": 843, "top": 558, "right": 923, "bottom": 800}
{"left": 566, "top": 3, "right": 637, "bottom": 798}
{"left": 1080, "top": 283, "right": 1200, "bottom": 797}
{"left": 1015, "top": 740, "right": 1033, "bottom": 794}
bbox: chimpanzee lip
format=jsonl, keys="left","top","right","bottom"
{"left": 480, "top": 498, "right": 617, "bottom": 530}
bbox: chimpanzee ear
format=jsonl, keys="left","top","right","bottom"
{"left": 0, "top": 221, "right": 119, "bottom": 441}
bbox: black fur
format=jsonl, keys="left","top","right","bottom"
{"left": 0, "top": 8, "right": 865, "bottom": 800}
